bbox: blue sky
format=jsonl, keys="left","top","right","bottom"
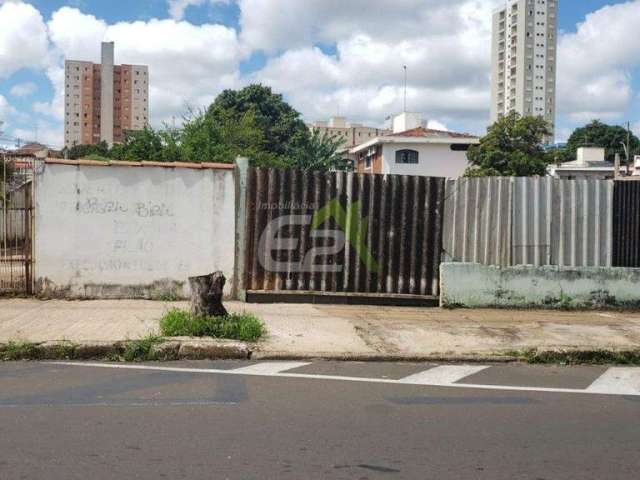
{"left": 0, "top": 0, "right": 638, "bottom": 148}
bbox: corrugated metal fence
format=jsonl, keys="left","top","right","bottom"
{"left": 443, "top": 177, "right": 512, "bottom": 266}
{"left": 613, "top": 181, "right": 640, "bottom": 267}
{"left": 244, "top": 168, "right": 445, "bottom": 297}
{"left": 444, "top": 177, "right": 614, "bottom": 267}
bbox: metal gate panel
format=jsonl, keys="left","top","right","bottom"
{"left": 244, "top": 168, "right": 444, "bottom": 297}
{"left": 613, "top": 181, "right": 640, "bottom": 267}
{"left": 512, "top": 176, "right": 554, "bottom": 266}
{"left": 0, "top": 155, "right": 35, "bottom": 294}
{"left": 443, "top": 177, "right": 512, "bottom": 266}
{"left": 552, "top": 179, "right": 613, "bottom": 267}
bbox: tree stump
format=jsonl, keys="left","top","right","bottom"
{"left": 189, "top": 272, "right": 228, "bottom": 317}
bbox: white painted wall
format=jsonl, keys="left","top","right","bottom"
{"left": 441, "top": 263, "right": 640, "bottom": 309}
{"left": 35, "top": 163, "right": 236, "bottom": 298}
{"left": 381, "top": 143, "right": 470, "bottom": 178}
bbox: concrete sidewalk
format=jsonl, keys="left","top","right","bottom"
{"left": 2, "top": 299, "right": 640, "bottom": 359}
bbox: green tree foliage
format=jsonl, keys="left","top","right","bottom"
{"left": 565, "top": 120, "right": 639, "bottom": 163}
{"left": 295, "top": 130, "right": 349, "bottom": 171}
{"left": 64, "top": 141, "right": 110, "bottom": 160}
{"left": 207, "top": 84, "right": 309, "bottom": 162}
{"left": 465, "top": 112, "right": 553, "bottom": 177}
{"left": 59, "top": 84, "right": 346, "bottom": 170}
{"left": 180, "top": 108, "right": 284, "bottom": 167}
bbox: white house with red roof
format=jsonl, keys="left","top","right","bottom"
{"left": 350, "top": 113, "right": 479, "bottom": 178}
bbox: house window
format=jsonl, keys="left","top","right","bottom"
{"left": 395, "top": 149, "right": 419, "bottom": 164}
{"left": 450, "top": 144, "right": 471, "bottom": 152}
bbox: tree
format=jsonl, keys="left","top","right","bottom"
{"left": 565, "top": 120, "right": 639, "bottom": 163}
{"left": 207, "top": 84, "right": 309, "bottom": 164}
{"left": 64, "top": 141, "right": 109, "bottom": 160}
{"left": 180, "top": 108, "right": 284, "bottom": 167}
{"left": 465, "top": 112, "right": 553, "bottom": 177}
{"left": 111, "top": 128, "right": 166, "bottom": 161}
{"left": 59, "top": 85, "right": 342, "bottom": 169}
{"left": 295, "top": 130, "right": 348, "bottom": 171}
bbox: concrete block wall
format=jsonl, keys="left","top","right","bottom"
{"left": 34, "top": 160, "right": 236, "bottom": 299}
{"left": 441, "top": 262, "right": 640, "bottom": 309}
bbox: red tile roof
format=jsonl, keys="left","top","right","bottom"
{"left": 389, "top": 127, "right": 477, "bottom": 139}
{"left": 44, "top": 158, "right": 235, "bottom": 170}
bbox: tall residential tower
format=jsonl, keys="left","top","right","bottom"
{"left": 490, "top": 0, "right": 558, "bottom": 141}
{"left": 64, "top": 42, "right": 149, "bottom": 148}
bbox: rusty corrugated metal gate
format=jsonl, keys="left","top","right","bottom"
{"left": 613, "top": 181, "right": 640, "bottom": 267}
{"left": 244, "top": 168, "right": 444, "bottom": 298}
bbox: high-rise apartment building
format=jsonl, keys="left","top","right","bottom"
{"left": 490, "top": 0, "right": 558, "bottom": 141}
{"left": 64, "top": 42, "right": 149, "bottom": 148}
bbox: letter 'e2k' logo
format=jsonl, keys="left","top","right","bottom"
{"left": 258, "top": 199, "right": 379, "bottom": 273}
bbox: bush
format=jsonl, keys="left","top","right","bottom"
{"left": 159, "top": 309, "right": 264, "bottom": 342}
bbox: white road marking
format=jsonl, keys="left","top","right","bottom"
{"left": 230, "top": 362, "right": 311, "bottom": 375}
{"left": 399, "top": 366, "right": 489, "bottom": 385}
{"left": 587, "top": 368, "right": 640, "bottom": 395}
{"left": 47, "top": 362, "right": 640, "bottom": 397}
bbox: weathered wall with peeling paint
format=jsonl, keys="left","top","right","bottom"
{"left": 34, "top": 163, "right": 235, "bottom": 299}
{"left": 441, "top": 262, "right": 640, "bottom": 309}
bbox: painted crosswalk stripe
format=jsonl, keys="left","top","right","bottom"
{"left": 230, "top": 362, "right": 311, "bottom": 375}
{"left": 398, "top": 365, "right": 489, "bottom": 385}
{"left": 587, "top": 368, "right": 640, "bottom": 395}
{"left": 47, "top": 362, "right": 640, "bottom": 397}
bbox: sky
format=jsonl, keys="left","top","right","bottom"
{"left": 0, "top": 0, "right": 639, "bottom": 149}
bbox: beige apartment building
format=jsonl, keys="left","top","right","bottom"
{"left": 64, "top": 42, "right": 149, "bottom": 148}
{"left": 309, "top": 117, "right": 392, "bottom": 150}
{"left": 490, "top": 0, "right": 558, "bottom": 141}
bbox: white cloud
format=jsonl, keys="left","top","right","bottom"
{"left": 37, "top": 7, "right": 243, "bottom": 127}
{"left": 167, "top": 0, "right": 231, "bottom": 20}
{"left": 557, "top": 1, "right": 640, "bottom": 122}
{"left": 0, "top": 1, "right": 49, "bottom": 78}
{"left": 239, "top": 0, "right": 502, "bottom": 52}
{"left": 12, "top": 122, "right": 62, "bottom": 148}
{"left": 10, "top": 82, "right": 38, "bottom": 97}
{"left": 250, "top": 0, "right": 498, "bottom": 134}
{"left": 0, "top": 94, "right": 15, "bottom": 119}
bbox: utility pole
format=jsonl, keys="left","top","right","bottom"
{"left": 403, "top": 65, "right": 408, "bottom": 113}
{"left": 627, "top": 121, "right": 631, "bottom": 173}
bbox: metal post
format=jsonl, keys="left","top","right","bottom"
{"left": 2, "top": 153, "right": 6, "bottom": 290}
{"left": 234, "top": 156, "right": 249, "bottom": 301}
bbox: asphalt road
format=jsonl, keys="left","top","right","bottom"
{"left": 1, "top": 361, "right": 639, "bottom": 480}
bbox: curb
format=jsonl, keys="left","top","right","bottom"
{"left": 251, "top": 351, "right": 520, "bottom": 363}
{"left": 3, "top": 342, "right": 640, "bottom": 365}
{"left": 0, "top": 339, "right": 252, "bottom": 362}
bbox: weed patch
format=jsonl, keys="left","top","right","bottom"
{"left": 160, "top": 309, "right": 264, "bottom": 342}
{"left": 1, "top": 341, "right": 41, "bottom": 360}
{"left": 510, "top": 349, "right": 640, "bottom": 365}
{"left": 122, "top": 335, "right": 165, "bottom": 362}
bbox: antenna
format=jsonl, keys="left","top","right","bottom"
{"left": 403, "top": 65, "right": 408, "bottom": 113}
